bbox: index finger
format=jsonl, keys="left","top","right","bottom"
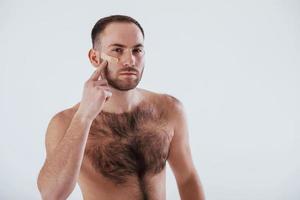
{"left": 89, "top": 60, "right": 107, "bottom": 81}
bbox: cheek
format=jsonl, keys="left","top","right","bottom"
{"left": 107, "top": 64, "right": 115, "bottom": 72}
{"left": 106, "top": 65, "right": 119, "bottom": 76}
{"left": 136, "top": 57, "right": 145, "bottom": 68}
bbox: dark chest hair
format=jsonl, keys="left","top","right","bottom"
{"left": 84, "top": 103, "right": 172, "bottom": 184}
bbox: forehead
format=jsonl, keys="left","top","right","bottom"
{"left": 100, "top": 22, "right": 144, "bottom": 48}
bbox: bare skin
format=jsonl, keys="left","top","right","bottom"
{"left": 61, "top": 91, "right": 178, "bottom": 199}
{"left": 37, "top": 21, "right": 205, "bottom": 200}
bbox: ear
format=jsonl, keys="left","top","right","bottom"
{"left": 88, "top": 49, "right": 102, "bottom": 69}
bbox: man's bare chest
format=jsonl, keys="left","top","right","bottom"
{"left": 84, "top": 104, "right": 173, "bottom": 184}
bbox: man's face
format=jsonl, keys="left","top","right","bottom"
{"left": 97, "top": 22, "right": 145, "bottom": 91}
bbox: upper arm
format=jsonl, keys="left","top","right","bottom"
{"left": 44, "top": 111, "right": 70, "bottom": 157}
{"left": 167, "top": 97, "right": 197, "bottom": 185}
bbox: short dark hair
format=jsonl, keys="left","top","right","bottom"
{"left": 91, "top": 15, "right": 145, "bottom": 48}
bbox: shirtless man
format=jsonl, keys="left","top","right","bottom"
{"left": 37, "top": 15, "right": 205, "bottom": 200}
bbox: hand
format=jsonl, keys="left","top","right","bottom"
{"left": 76, "top": 60, "right": 112, "bottom": 121}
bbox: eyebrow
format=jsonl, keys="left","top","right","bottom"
{"left": 108, "top": 43, "right": 144, "bottom": 48}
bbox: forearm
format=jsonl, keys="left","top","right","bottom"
{"left": 37, "top": 113, "right": 92, "bottom": 200}
{"left": 178, "top": 173, "right": 205, "bottom": 200}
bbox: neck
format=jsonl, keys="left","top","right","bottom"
{"left": 102, "top": 87, "right": 142, "bottom": 114}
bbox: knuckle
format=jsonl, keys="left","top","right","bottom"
{"left": 85, "top": 79, "right": 91, "bottom": 84}
{"left": 95, "top": 86, "right": 104, "bottom": 92}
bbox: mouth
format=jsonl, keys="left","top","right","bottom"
{"left": 119, "top": 71, "right": 137, "bottom": 76}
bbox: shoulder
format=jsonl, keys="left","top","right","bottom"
{"left": 49, "top": 103, "right": 79, "bottom": 126}
{"left": 139, "top": 88, "right": 185, "bottom": 120}
{"left": 44, "top": 103, "right": 79, "bottom": 154}
{"left": 160, "top": 94, "right": 186, "bottom": 122}
{"left": 150, "top": 93, "right": 187, "bottom": 137}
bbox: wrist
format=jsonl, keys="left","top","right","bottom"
{"left": 73, "top": 111, "right": 94, "bottom": 124}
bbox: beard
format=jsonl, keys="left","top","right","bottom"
{"left": 104, "top": 67, "right": 144, "bottom": 91}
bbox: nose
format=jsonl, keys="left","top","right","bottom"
{"left": 121, "top": 50, "right": 135, "bottom": 67}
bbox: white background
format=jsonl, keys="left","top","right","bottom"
{"left": 1, "top": 0, "right": 299, "bottom": 199}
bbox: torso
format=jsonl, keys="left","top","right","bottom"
{"left": 67, "top": 89, "right": 176, "bottom": 200}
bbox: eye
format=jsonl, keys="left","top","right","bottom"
{"left": 133, "top": 48, "right": 144, "bottom": 55}
{"left": 112, "top": 48, "right": 123, "bottom": 53}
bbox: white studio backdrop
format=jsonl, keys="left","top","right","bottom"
{"left": 0, "top": 0, "right": 299, "bottom": 199}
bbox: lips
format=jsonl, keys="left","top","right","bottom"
{"left": 120, "top": 71, "right": 137, "bottom": 75}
